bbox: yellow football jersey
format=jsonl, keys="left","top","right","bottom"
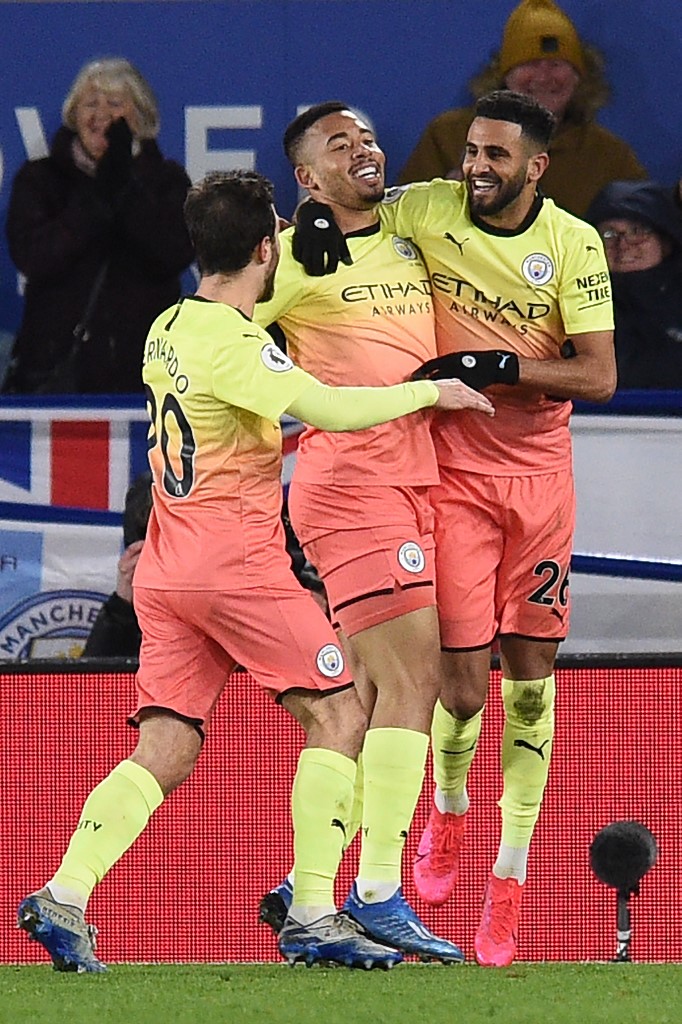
{"left": 255, "top": 224, "right": 439, "bottom": 486}
{"left": 379, "top": 180, "right": 614, "bottom": 473}
{"left": 137, "top": 296, "right": 314, "bottom": 590}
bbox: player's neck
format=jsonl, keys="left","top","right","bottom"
{"left": 477, "top": 188, "right": 539, "bottom": 232}
{"left": 195, "top": 273, "right": 259, "bottom": 319}
{"left": 326, "top": 201, "right": 379, "bottom": 236}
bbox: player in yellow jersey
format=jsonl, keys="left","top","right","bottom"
{"left": 290, "top": 91, "right": 616, "bottom": 966}
{"left": 16, "top": 170, "right": 493, "bottom": 973}
{"left": 253, "top": 102, "right": 492, "bottom": 964}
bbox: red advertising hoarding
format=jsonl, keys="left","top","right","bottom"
{"left": 3, "top": 664, "right": 679, "bottom": 964}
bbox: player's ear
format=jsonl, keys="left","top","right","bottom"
{"left": 527, "top": 151, "right": 549, "bottom": 184}
{"left": 295, "top": 164, "right": 316, "bottom": 192}
{"left": 255, "top": 236, "right": 273, "bottom": 265}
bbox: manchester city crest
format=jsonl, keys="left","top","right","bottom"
{"left": 316, "top": 643, "right": 345, "bottom": 678}
{"left": 397, "top": 541, "right": 426, "bottom": 574}
{"left": 392, "top": 236, "right": 418, "bottom": 260}
{"left": 521, "top": 253, "right": 554, "bottom": 286}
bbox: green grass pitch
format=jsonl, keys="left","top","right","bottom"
{"left": 2, "top": 963, "right": 682, "bottom": 1024}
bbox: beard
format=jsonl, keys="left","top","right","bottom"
{"left": 361, "top": 180, "right": 386, "bottom": 204}
{"left": 256, "top": 258, "right": 278, "bottom": 304}
{"left": 466, "top": 166, "right": 528, "bottom": 217}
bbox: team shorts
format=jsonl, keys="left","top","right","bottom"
{"left": 288, "top": 482, "right": 436, "bottom": 637}
{"left": 132, "top": 581, "right": 353, "bottom": 735}
{"left": 433, "top": 466, "right": 575, "bottom": 650}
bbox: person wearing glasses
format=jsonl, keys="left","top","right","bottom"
{"left": 586, "top": 181, "right": 682, "bottom": 390}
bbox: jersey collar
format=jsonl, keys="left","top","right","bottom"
{"left": 344, "top": 221, "right": 381, "bottom": 239}
{"left": 182, "top": 294, "right": 253, "bottom": 322}
{"left": 470, "top": 191, "right": 545, "bottom": 237}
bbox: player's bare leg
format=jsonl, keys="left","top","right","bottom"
{"left": 18, "top": 713, "right": 200, "bottom": 972}
{"left": 278, "top": 687, "right": 401, "bottom": 969}
{"left": 259, "top": 630, "right": 375, "bottom": 935}
{"left": 338, "top": 627, "right": 377, "bottom": 719}
{"left": 414, "top": 647, "right": 489, "bottom": 905}
{"left": 339, "top": 607, "right": 464, "bottom": 963}
{"left": 336, "top": 630, "right": 374, "bottom": 865}
{"left": 472, "top": 637, "right": 557, "bottom": 967}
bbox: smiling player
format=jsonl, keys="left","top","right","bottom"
{"left": 290, "top": 90, "right": 617, "bottom": 966}
{"left": 254, "top": 102, "right": 496, "bottom": 964}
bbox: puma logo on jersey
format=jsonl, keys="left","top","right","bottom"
{"left": 586, "top": 245, "right": 598, "bottom": 253}
{"left": 444, "top": 232, "right": 469, "bottom": 254}
{"left": 514, "top": 739, "right": 550, "bottom": 760}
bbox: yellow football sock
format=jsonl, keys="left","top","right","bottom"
{"left": 51, "top": 759, "right": 164, "bottom": 904}
{"left": 291, "top": 747, "right": 356, "bottom": 906}
{"left": 499, "top": 675, "right": 555, "bottom": 847}
{"left": 431, "top": 699, "right": 482, "bottom": 799}
{"left": 358, "top": 727, "right": 428, "bottom": 885}
{"left": 345, "top": 753, "right": 364, "bottom": 850}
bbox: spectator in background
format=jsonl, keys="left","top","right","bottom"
{"left": 4, "top": 57, "right": 194, "bottom": 394}
{"left": 586, "top": 180, "right": 682, "bottom": 390}
{"left": 398, "top": 0, "right": 646, "bottom": 218}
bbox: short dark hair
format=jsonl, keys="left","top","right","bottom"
{"left": 474, "top": 90, "right": 556, "bottom": 149}
{"left": 183, "top": 170, "right": 276, "bottom": 276}
{"left": 283, "top": 101, "right": 350, "bottom": 164}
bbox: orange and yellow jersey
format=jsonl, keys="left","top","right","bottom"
{"left": 380, "top": 180, "right": 614, "bottom": 475}
{"left": 254, "top": 223, "right": 439, "bottom": 486}
{"left": 135, "top": 296, "right": 316, "bottom": 591}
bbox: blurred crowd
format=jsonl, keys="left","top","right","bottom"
{"left": 4, "top": 2, "right": 682, "bottom": 399}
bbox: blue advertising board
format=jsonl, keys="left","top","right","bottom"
{"left": 1, "top": 0, "right": 681, "bottom": 339}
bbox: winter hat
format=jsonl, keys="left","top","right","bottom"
{"left": 585, "top": 181, "right": 682, "bottom": 250}
{"left": 498, "top": 0, "right": 586, "bottom": 78}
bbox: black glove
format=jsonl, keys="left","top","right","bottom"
{"left": 411, "top": 350, "right": 519, "bottom": 390}
{"left": 292, "top": 201, "right": 353, "bottom": 276}
{"left": 96, "top": 118, "right": 134, "bottom": 203}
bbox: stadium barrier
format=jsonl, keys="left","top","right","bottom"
{"left": 2, "top": 655, "right": 680, "bottom": 965}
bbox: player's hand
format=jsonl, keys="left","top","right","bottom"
{"left": 115, "top": 539, "right": 145, "bottom": 603}
{"left": 292, "top": 201, "right": 353, "bottom": 276}
{"left": 432, "top": 379, "right": 495, "bottom": 416}
{"left": 411, "top": 350, "right": 519, "bottom": 390}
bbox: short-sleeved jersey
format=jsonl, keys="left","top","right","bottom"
{"left": 380, "top": 180, "right": 615, "bottom": 475}
{"left": 254, "top": 224, "right": 439, "bottom": 487}
{"left": 135, "top": 296, "right": 315, "bottom": 591}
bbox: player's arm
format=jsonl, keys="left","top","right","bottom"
{"left": 516, "top": 330, "right": 616, "bottom": 403}
{"left": 286, "top": 376, "right": 494, "bottom": 431}
{"left": 290, "top": 184, "right": 438, "bottom": 276}
{"left": 522, "top": 225, "right": 616, "bottom": 402}
{"left": 213, "top": 332, "right": 492, "bottom": 425}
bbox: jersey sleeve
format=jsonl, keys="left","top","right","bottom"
{"left": 252, "top": 229, "right": 309, "bottom": 329}
{"left": 211, "top": 323, "right": 316, "bottom": 420}
{"left": 380, "top": 179, "right": 465, "bottom": 241}
{"left": 558, "top": 224, "right": 615, "bottom": 335}
{"left": 286, "top": 378, "right": 439, "bottom": 431}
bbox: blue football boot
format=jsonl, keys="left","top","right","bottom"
{"left": 343, "top": 883, "right": 465, "bottom": 963}
{"left": 278, "top": 910, "right": 403, "bottom": 969}
{"left": 17, "top": 891, "right": 107, "bottom": 973}
{"left": 258, "top": 878, "right": 293, "bottom": 936}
